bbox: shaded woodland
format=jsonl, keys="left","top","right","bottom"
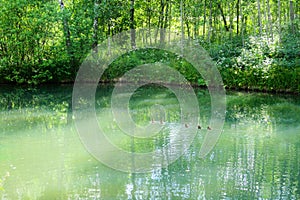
{"left": 0, "top": 0, "right": 299, "bottom": 92}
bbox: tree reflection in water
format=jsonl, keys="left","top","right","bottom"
{"left": 0, "top": 85, "right": 299, "bottom": 199}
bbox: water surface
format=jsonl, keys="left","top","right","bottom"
{"left": 0, "top": 85, "right": 299, "bottom": 199}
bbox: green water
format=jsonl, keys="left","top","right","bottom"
{"left": 0, "top": 85, "right": 299, "bottom": 199}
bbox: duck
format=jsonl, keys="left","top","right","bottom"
{"left": 150, "top": 119, "right": 212, "bottom": 130}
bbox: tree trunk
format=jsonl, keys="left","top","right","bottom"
{"left": 159, "top": 0, "right": 165, "bottom": 29}
{"left": 263, "top": 0, "right": 268, "bottom": 35}
{"left": 147, "top": 0, "right": 151, "bottom": 31}
{"left": 290, "top": 0, "right": 295, "bottom": 33}
{"left": 267, "top": 0, "right": 273, "bottom": 41}
{"left": 164, "top": 0, "right": 169, "bottom": 29}
{"left": 283, "top": 1, "right": 287, "bottom": 23}
{"left": 257, "top": 0, "right": 262, "bottom": 35}
{"left": 240, "top": 0, "right": 244, "bottom": 46}
{"left": 203, "top": 0, "right": 206, "bottom": 36}
{"left": 218, "top": 3, "right": 229, "bottom": 32}
{"left": 184, "top": 0, "right": 190, "bottom": 38}
{"left": 229, "top": 1, "right": 233, "bottom": 39}
{"left": 295, "top": 0, "right": 298, "bottom": 20}
{"left": 186, "top": 22, "right": 190, "bottom": 38}
{"left": 159, "top": 0, "right": 166, "bottom": 43}
{"left": 59, "top": 0, "right": 74, "bottom": 71}
{"left": 236, "top": 0, "right": 240, "bottom": 35}
{"left": 208, "top": 0, "right": 212, "bottom": 42}
{"left": 92, "top": 18, "right": 98, "bottom": 49}
{"left": 147, "top": 0, "right": 152, "bottom": 44}
{"left": 130, "top": 0, "right": 136, "bottom": 49}
{"left": 193, "top": 5, "right": 199, "bottom": 38}
{"left": 180, "top": 0, "right": 184, "bottom": 54}
{"left": 168, "top": 0, "right": 172, "bottom": 42}
{"left": 278, "top": 0, "right": 281, "bottom": 36}
{"left": 92, "top": 0, "right": 100, "bottom": 50}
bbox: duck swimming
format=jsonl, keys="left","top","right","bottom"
{"left": 151, "top": 119, "right": 211, "bottom": 130}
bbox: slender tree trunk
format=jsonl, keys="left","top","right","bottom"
{"left": 59, "top": 0, "right": 75, "bottom": 71}
{"left": 240, "top": 0, "right": 244, "bottom": 46}
{"left": 130, "top": 0, "right": 136, "bottom": 49}
{"left": 159, "top": 0, "right": 166, "bottom": 43}
{"left": 244, "top": 16, "right": 247, "bottom": 35}
{"left": 213, "top": 12, "right": 218, "bottom": 42}
{"left": 159, "top": 0, "right": 165, "bottom": 29}
{"left": 236, "top": 0, "right": 240, "bottom": 35}
{"left": 229, "top": 1, "right": 233, "bottom": 39}
{"left": 203, "top": 0, "right": 206, "bottom": 37}
{"left": 180, "top": 0, "right": 184, "bottom": 54}
{"left": 218, "top": 3, "right": 229, "bottom": 32}
{"left": 59, "top": 0, "right": 71, "bottom": 49}
{"left": 147, "top": 0, "right": 151, "bottom": 31}
{"left": 168, "top": 0, "right": 172, "bottom": 42}
{"left": 193, "top": 6, "right": 198, "bottom": 38}
{"left": 186, "top": 22, "right": 190, "bottom": 38}
{"left": 267, "top": 0, "right": 273, "bottom": 41}
{"left": 208, "top": 0, "right": 212, "bottom": 42}
{"left": 164, "top": 0, "right": 169, "bottom": 29}
{"left": 92, "top": 19, "right": 98, "bottom": 48}
{"left": 107, "top": 21, "right": 111, "bottom": 38}
{"left": 257, "top": 0, "right": 262, "bottom": 35}
{"left": 92, "top": 0, "right": 100, "bottom": 50}
{"left": 147, "top": 0, "right": 152, "bottom": 44}
{"left": 263, "top": 0, "right": 268, "bottom": 35}
{"left": 284, "top": 1, "right": 288, "bottom": 23}
{"left": 278, "top": 0, "right": 281, "bottom": 36}
{"left": 295, "top": 0, "right": 300, "bottom": 19}
{"left": 184, "top": 0, "right": 191, "bottom": 38}
{"left": 290, "top": 0, "right": 295, "bottom": 33}
{"left": 59, "top": 1, "right": 69, "bottom": 46}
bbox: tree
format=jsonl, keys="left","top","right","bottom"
{"left": 130, "top": 0, "right": 136, "bottom": 49}
{"left": 278, "top": 0, "right": 281, "bottom": 36}
{"left": 93, "top": 0, "right": 100, "bottom": 50}
{"left": 267, "top": 0, "right": 273, "bottom": 41}
{"left": 257, "top": 0, "right": 262, "bottom": 35}
{"left": 58, "top": 0, "right": 74, "bottom": 66}
{"left": 0, "top": 0, "right": 299, "bottom": 91}
{"left": 289, "top": 0, "right": 295, "bottom": 33}
{"left": 217, "top": 2, "right": 229, "bottom": 32}
{"left": 208, "top": 0, "right": 213, "bottom": 42}
{"left": 203, "top": 0, "right": 207, "bottom": 37}
{"left": 236, "top": 0, "right": 240, "bottom": 35}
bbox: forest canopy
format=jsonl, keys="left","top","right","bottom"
{"left": 0, "top": 0, "right": 299, "bottom": 92}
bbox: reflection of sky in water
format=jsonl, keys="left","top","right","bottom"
{"left": 0, "top": 85, "right": 299, "bottom": 199}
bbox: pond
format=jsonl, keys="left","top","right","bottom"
{"left": 0, "top": 85, "right": 299, "bottom": 199}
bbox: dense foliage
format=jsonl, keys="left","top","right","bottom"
{"left": 0, "top": 0, "right": 299, "bottom": 92}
